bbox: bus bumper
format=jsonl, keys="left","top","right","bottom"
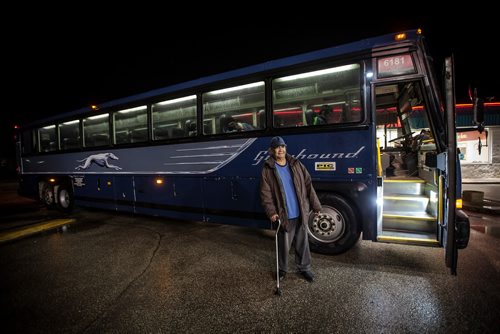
{"left": 456, "top": 209, "right": 470, "bottom": 249}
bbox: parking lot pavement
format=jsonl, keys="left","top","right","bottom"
{"left": 1, "top": 177, "right": 499, "bottom": 333}
{"left": 467, "top": 210, "right": 500, "bottom": 238}
{"left": 1, "top": 206, "right": 499, "bottom": 333}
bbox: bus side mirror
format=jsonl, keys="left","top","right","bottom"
{"left": 471, "top": 88, "right": 485, "bottom": 133}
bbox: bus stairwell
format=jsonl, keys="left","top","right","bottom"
{"left": 378, "top": 178, "right": 439, "bottom": 246}
{"left": 376, "top": 81, "right": 440, "bottom": 246}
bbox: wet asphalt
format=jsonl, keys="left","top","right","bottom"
{"left": 1, "top": 181, "right": 499, "bottom": 333}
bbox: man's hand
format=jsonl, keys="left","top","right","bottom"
{"left": 270, "top": 214, "right": 280, "bottom": 230}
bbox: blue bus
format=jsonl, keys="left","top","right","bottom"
{"left": 16, "top": 29, "right": 470, "bottom": 274}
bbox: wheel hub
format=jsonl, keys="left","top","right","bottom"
{"left": 309, "top": 209, "right": 345, "bottom": 243}
{"left": 313, "top": 214, "right": 336, "bottom": 234}
{"left": 319, "top": 220, "right": 331, "bottom": 230}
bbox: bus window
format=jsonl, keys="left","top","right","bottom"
{"left": 59, "top": 120, "right": 80, "bottom": 150}
{"left": 376, "top": 82, "right": 435, "bottom": 177}
{"left": 376, "top": 83, "right": 432, "bottom": 149}
{"left": 113, "top": 106, "right": 147, "bottom": 144}
{"left": 152, "top": 95, "right": 196, "bottom": 140}
{"left": 202, "top": 81, "right": 265, "bottom": 134}
{"left": 38, "top": 125, "right": 57, "bottom": 152}
{"left": 272, "top": 64, "right": 362, "bottom": 128}
{"left": 83, "top": 114, "right": 109, "bottom": 147}
{"left": 21, "top": 130, "right": 35, "bottom": 155}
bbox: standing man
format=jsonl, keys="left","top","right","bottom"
{"left": 260, "top": 136, "right": 322, "bottom": 282}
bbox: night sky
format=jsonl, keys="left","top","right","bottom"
{"left": 1, "top": 13, "right": 497, "bottom": 161}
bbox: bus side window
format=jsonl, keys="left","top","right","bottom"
{"left": 203, "top": 81, "right": 265, "bottom": 134}
{"left": 114, "top": 106, "right": 147, "bottom": 144}
{"left": 272, "top": 64, "right": 362, "bottom": 128}
{"left": 21, "top": 130, "right": 35, "bottom": 155}
{"left": 38, "top": 126, "right": 57, "bottom": 152}
{"left": 59, "top": 120, "right": 81, "bottom": 150}
{"left": 84, "top": 114, "right": 110, "bottom": 147}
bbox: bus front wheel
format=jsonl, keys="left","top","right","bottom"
{"left": 57, "top": 184, "right": 74, "bottom": 213}
{"left": 307, "top": 193, "right": 360, "bottom": 255}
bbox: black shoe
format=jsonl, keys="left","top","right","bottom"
{"left": 300, "top": 270, "right": 314, "bottom": 282}
{"left": 279, "top": 270, "right": 286, "bottom": 281}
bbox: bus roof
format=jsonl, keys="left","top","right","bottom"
{"left": 29, "top": 29, "right": 422, "bottom": 127}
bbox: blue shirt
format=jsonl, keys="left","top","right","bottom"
{"left": 276, "top": 162, "right": 300, "bottom": 219}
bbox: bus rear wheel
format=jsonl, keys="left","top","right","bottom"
{"left": 41, "top": 183, "right": 55, "bottom": 208}
{"left": 307, "top": 193, "right": 360, "bottom": 255}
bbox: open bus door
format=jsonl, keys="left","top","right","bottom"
{"left": 443, "top": 56, "right": 458, "bottom": 275}
{"left": 443, "top": 55, "right": 470, "bottom": 275}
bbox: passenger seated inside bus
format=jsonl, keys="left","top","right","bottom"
{"left": 185, "top": 120, "right": 197, "bottom": 136}
{"left": 221, "top": 115, "right": 254, "bottom": 133}
{"left": 313, "top": 105, "right": 332, "bottom": 125}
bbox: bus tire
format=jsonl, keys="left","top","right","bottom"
{"left": 57, "top": 184, "right": 74, "bottom": 213}
{"left": 41, "top": 183, "right": 55, "bottom": 208}
{"left": 307, "top": 193, "right": 360, "bottom": 255}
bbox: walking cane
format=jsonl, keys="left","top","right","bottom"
{"left": 274, "top": 219, "right": 282, "bottom": 296}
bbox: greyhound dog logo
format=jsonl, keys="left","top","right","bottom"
{"left": 75, "top": 152, "right": 122, "bottom": 170}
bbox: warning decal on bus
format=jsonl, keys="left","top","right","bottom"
{"left": 315, "top": 162, "right": 336, "bottom": 171}
{"left": 73, "top": 176, "right": 85, "bottom": 187}
{"left": 347, "top": 167, "right": 363, "bottom": 174}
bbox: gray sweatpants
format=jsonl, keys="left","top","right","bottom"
{"left": 278, "top": 217, "right": 312, "bottom": 272}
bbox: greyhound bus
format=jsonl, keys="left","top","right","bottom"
{"left": 16, "top": 29, "right": 472, "bottom": 274}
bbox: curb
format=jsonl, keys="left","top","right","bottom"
{"left": 0, "top": 219, "right": 76, "bottom": 243}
